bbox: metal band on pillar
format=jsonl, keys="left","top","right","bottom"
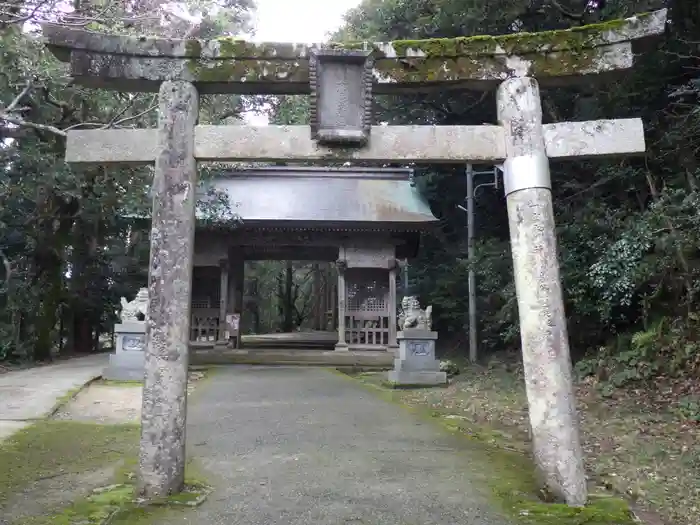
{"left": 503, "top": 152, "right": 551, "bottom": 196}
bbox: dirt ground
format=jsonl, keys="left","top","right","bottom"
{"left": 53, "top": 371, "right": 207, "bottom": 425}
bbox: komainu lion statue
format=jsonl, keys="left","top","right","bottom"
{"left": 398, "top": 296, "right": 432, "bottom": 331}
{"left": 119, "top": 287, "right": 149, "bottom": 322}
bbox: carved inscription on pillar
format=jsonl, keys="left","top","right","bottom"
{"left": 309, "top": 49, "right": 373, "bottom": 146}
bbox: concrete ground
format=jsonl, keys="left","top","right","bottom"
{"left": 168, "top": 366, "right": 513, "bottom": 525}
{"left": 0, "top": 354, "right": 108, "bottom": 441}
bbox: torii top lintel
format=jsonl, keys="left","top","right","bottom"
{"left": 42, "top": 9, "right": 666, "bottom": 95}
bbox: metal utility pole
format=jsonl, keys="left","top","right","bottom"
{"left": 459, "top": 164, "right": 500, "bottom": 363}
{"left": 466, "top": 165, "right": 477, "bottom": 364}
{"left": 402, "top": 259, "right": 409, "bottom": 293}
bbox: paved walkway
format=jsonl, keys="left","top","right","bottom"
{"left": 172, "top": 366, "right": 513, "bottom": 525}
{"left": 0, "top": 354, "right": 108, "bottom": 441}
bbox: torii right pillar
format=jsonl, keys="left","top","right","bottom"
{"left": 498, "top": 76, "right": 587, "bottom": 506}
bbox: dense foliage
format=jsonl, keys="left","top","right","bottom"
{"left": 329, "top": 0, "right": 700, "bottom": 386}
{"left": 1, "top": 0, "right": 699, "bottom": 393}
{"left": 0, "top": 0, "right": 255, "bottom": 361}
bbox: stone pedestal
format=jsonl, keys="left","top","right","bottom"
{"left": 387, "top": 330, "right": 446, "bottom": 386}
{"left": 103, "top": 321, "right": 147, "bottom": 381}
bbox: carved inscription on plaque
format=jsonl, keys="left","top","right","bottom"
{"left": 309, "top": 49, "right": 373, "bottom": 146}
{"left": 408, "top": 341, "right": 431, "bottom": 356}
{"left": 122, "top": 334, "right": 146, "bottom": 352}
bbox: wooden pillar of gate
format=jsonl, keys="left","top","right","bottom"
{"left": 335, "top": 259, "right": 348, "bottom": 350}
{"left": 311, "top": 263, "right": 322, "bottom": 330}
{"left": 139, "top": 80, "right": 198, "bottom": 498}
{"left": 388, "top": 259, "right": 398, "bottom": 350}
{"left": 318, "top": 263, "right": 329, "bottom": 331}
{"left": 328, "top": 268, "right": 337, "bottom": 332}
{"left": 218, "top": 257, "right": 229, "bottom": 342}
{"left": 227, "top": 248, "right": 244, "bottom": 347}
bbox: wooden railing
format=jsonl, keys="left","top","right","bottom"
{"left": 190, "top": 308, "right": 220, "bottom": 342}
{"left": 345, "top": 311, "right": 389, "bottom": 348}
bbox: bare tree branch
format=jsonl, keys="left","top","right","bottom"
{"left": 0, "top": 114, "right": 67, "bottom": 136}
{"left": 4, "top": 81, "right": 35, "bottom": 113}
{"left": 548, "top": 0, "right": 585, "bottom": 21}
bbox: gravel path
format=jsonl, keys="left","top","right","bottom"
{"left": 0, "top": 354, "right": 108, "bottom": 441}
{"left": 167, "top": 366, "right": 513, "bottom": 525}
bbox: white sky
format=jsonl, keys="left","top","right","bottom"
{"left": 244, "top": 0, "right": 362, "bottom": 125}
{"left": 250, "top": 0, "right": 362, "bottom": 42}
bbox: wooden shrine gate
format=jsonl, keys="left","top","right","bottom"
{"left": 42, "top": 8, "right": 667, "bottom": 505}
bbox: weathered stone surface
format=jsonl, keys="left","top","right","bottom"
{"left": 64, "top": 119, "right": 645, "bottom": 165}
{"left": 119, "top": 288, "right": 149, "bottom": 322}
{"left": 397, "top": 296, "right": 432, "bottom": 331}
{"left": 497, "top": 77, "right": 587, "bottom": 506}
{"left": 61, "top": 43, "right": 633, "bottom": 94}
{"left": 104, "top": 321, "right": 147, "bottom": 381}
{"left": 388, "top": 330, "right": 447, "bottom": 386}
{"left": 544, "top": 118, "right": 645, "bottom": 159}
{"left": 43, "top": 10, "right": 665, "bottom": 59}
{"left": 309, "top": 49, "right": 373, "bottom": 145}
{"left": 197, "top": 124, "right": 507, "bottom": 163}
{"left": 41, "top": 9, "right": 667, "bottom": 94}
{"left": 69, "top": 51, "right": 310, "bottom": 94}
{"left": 139, "top": 80, "right": 199, "bottom": 499}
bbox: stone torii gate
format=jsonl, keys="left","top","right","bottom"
{"left": 42, "top": 9, "right": 667, "bottom": 506}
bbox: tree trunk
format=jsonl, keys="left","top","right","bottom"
{"left": 68, "top": 169, "right": 101, "bottom": 354}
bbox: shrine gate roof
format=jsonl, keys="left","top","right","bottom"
{"left": 198, "top": 167, "right": 437, "bottom": 230}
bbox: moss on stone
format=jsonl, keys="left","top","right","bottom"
{"left": 182, "top": 38, "right": 620, "bottom": 84}
{"left": 174, "top": 11, "right": 660, "bottom": 85}
{"left": 184, "top": 39, "right": 202, "bottom": 58}
{"left": 185, "top": 57, "right": 309, "bottom": 84}
{"left": 382, "top": 14, "right": 645, "bottom": 58}
{"left": 211, "top": 37, "right": 318, "bottom": 59}
{"left": 176, "top": 11, "right": 657, "bottom": 61}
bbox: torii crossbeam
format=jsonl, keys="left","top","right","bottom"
{"left": 42, "top": 8, "right": 667, "bottom": 507}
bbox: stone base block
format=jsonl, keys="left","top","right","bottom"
{"left": 387, "top": 369, "right": 447, "bottom": 387}
{"left": 102, "top": 352, "right": 144, "bottom": 381}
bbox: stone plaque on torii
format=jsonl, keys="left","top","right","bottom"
{"left": 42, "top": 9, "right": 667, "bottom": 505}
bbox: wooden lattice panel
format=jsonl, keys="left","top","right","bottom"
{"left": 346, "top": 268, "right": 388, "bottom": 312}
{"left": 191, "top": 266, "right": 220, "bottom": 312}
{"left": 345, "top": 268, "right": 389, "bottom": 348}
{"left": 190, "top": 308, "right": 220, "bottom": 342}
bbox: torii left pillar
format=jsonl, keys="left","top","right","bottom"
{"left": 139, "top": 80, "right": 198, "bottom": 498}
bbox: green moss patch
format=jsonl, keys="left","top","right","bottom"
{"left": 0, "top": 421, "right": 139, "bottom": 506}
{"left": 174, "top": 11, "right": 663, "bottom": 60}
{"left": 338, "top": 369, "right": 637, "bottom": 525}
{"left": 2, "top": 420, "right": 211, "bottom": 525}
{"left": 175, "top": 11, "right": 665, "bottom": 84}
{"left": 19, "top": 478, "right": 211, "bottom": 525}
{"left": 48, "top": 383, "right": 94, "bottom": 415}
{"left": 96, "top": 379, "right": 144, "bottom": 387}
{"left": 382, "top": 379, "right": 449, "bottom": 390}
